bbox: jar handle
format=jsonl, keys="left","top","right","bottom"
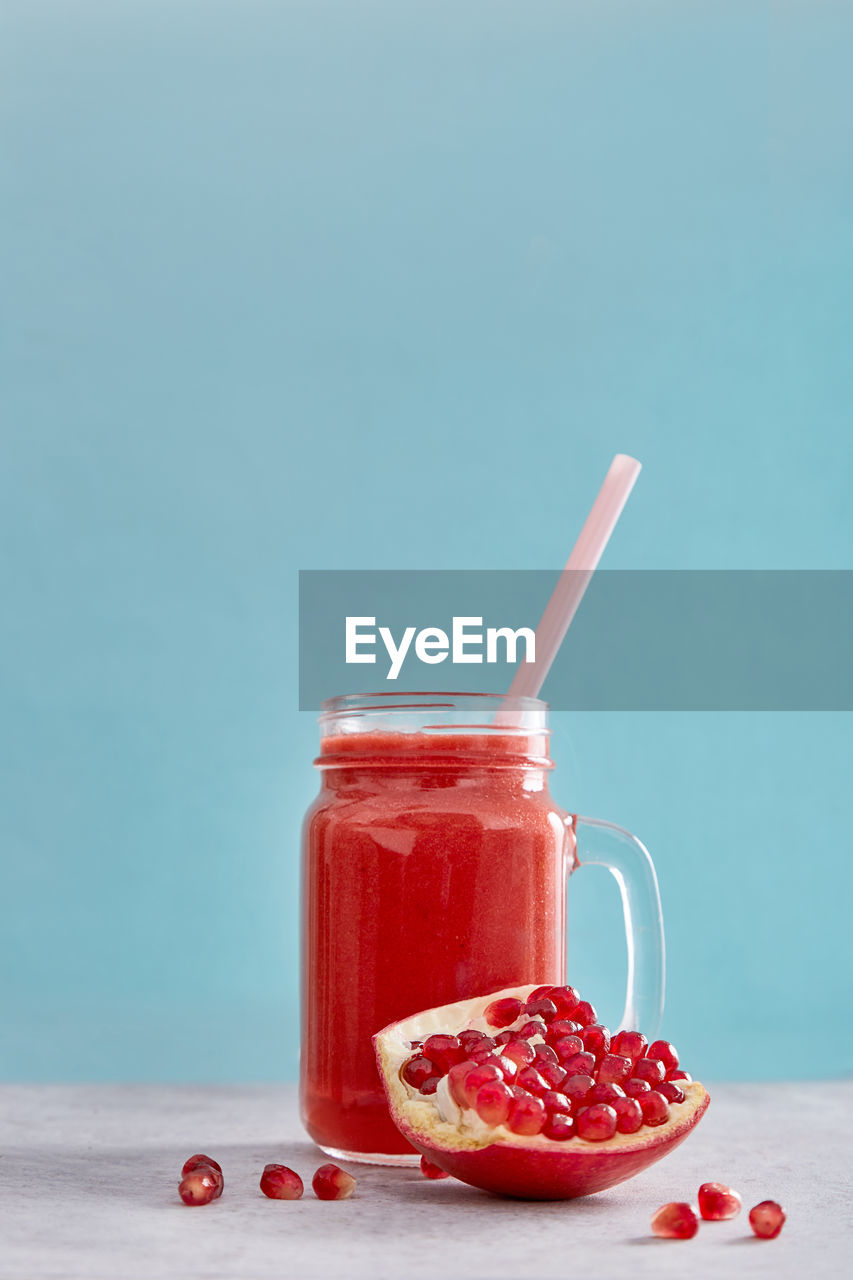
{"left": 565, "top": 815, "right": 666, "bottom": 1037}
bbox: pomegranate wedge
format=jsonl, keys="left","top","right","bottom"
{"left": 374, "top": 984, "right": 709, "bottom": 1200}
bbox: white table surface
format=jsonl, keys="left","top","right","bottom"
{"left": 0, "top": 1082, "right": 849, "bottom": 1279}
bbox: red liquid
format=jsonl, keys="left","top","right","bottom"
{"left": 300, "top": 730, "right": 569, "bottom": 1157}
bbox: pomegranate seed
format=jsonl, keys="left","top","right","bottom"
{"left": 488, "top": 1053, "right": 519, "bottom": 1080}
{"left": 526, "top": 985, "right": 554, "bottom": 1002}
{"left": 420, "top": 1075, "right": 440, "bottom": 1095}
{"left": 420, "top": 1156, "right": 450, "bottom": 1180}
{"left": 516, "top": 1066, "right": 550, "bottom": 1097}
{"left": 475, "top": 1080, "right": 514, "bottom": 1125}
{"left": 484, "top": 997, "right": 524, "bottom": 1028}
{"left": 749, "top": 1200, "right": 785, "bottom": 1238}
{"left": 543, "top": 1112, "right": 575, "bottom": 1140}
{"left": 623, "top": 1077, "right": 651, "bottom": 1098}
{"left": 259, "top": 1164, "right": 303, "bottom": 1200}
{"left": 657, "top": 1080, "right": 686, "bottom": 1104}
{"left": 542, "top": 1090, "right": 572, "bottom": 1115}
{"left": 575, "top": 1103, "right": 617, "bottom": 1141}
{"left": 562, "top": 1051, "right": 596, "bottom": 1077}
{"left": 612, "top": 1096, "right": 643, "bottom": 1133}
{"left": 553, "top": 1035, "right": 584, "bottom": 1063}
{"left": 548, "top": 1019, "right": 583, "bottom": 1041}
{"left": 402, "top": 1055, "right": 438, "bottom": 1089}
{"left": 698, "top": 1181, "right": 742, "bottom": 1221}
{"left": 516, "top": 1019, "right": 548, "bottom": 1040}
{"left": 667, "top": 1068, "right": 692, "bottom": 1082}
{"left": 492, "top": 1030, "right": 513, "bottom": 1046}
{"left": 459, "top": 1029, "right": 491, "bottom": 1053}
{"left": 573, "top": 1000, "right": 597, "bottom": 1027}
{"left": 639, "top": 1090, "right": 671, "bottom": 1126}
{"left": 179, "top": 1169, "right": 221, "bottom": 1206}
{"left": 468, "top": 1047, "right": 494, "bottom": 1063}
{"left": 538, "top": 1062, "right": 567, "bottom": 1090}
{"left": 182, "top": 1154, "right": 222, "bottom": 1177}
{"left": 597, "top": 1053, "right": 632, "bottom": 1085}
{"left": 562, "top": 1073, "right": 595, "bottom": 1106}
{"left": 461, "top": 1063, "right": 503, "bottom": 1106}
{"left": 579, "top": 1024, "right": 611, "bottom": 1058}
{"left": 422, "top": 1034, "right": 464, "bottom": 1073}
{"left": 548, "top": 985, "right": 580, "bottom": 1017}
{"left": 611, "top": 1030, "right": 647, "bottom": 1062}
{"left": 502, "top": 1040, "right": 535, "bottom": 1069}
{"left": 525, "top": 996, "right": 559, "bottom": 1022}
{"left": 633, "top": 1057, "right": 666, "bottom": 1086}
{"left": 507, "top": 1093, "right": 547, "bottom": 1135}
{"left": 651, "top": 1202, "right": 699, "bottom": 1239}
{"left": 586, "top": 1081, "right": 625, "bottom": 1106}
{"left": 312, "top": 1163, "right": 356, "bottom": 1201}
{"left": 533, "top": 1042, "right": 559, "bottom": 1065}
{"left": 447, "top": 1061, "right": 476, "bottom": 1107}
{"left": 646, "top": 1039, "right": 679, "bottom": 1073}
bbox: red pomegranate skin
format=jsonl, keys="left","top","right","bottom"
{"left": 302, "top": 730, "right": 568, "bottom": 1156}
{"left": 406, "top": 1094, "right": 710, "bottom": 1200}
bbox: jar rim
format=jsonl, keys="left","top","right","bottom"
{"left": 319, "top": 691, "right": 548, "bottom": 731}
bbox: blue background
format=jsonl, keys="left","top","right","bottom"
{"left": 2, "top": 0, "right": 851, "bottom": 1083}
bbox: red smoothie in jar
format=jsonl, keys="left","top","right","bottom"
{"left": 300, "top": 696, "right": 569, "bottom": 1161}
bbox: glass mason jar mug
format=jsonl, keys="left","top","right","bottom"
{"left": 300, "top": 693, "right": 664, "bottom": 1164}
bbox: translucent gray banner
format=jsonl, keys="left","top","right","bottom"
{"left": 298, "top": 570, "right": 853, "bottom": 710}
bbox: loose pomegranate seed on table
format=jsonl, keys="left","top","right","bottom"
{"left": 181, "top": 1154, "right": 222, "bottom": 1177}
{"left": 650, "top": 1201, "right": 699, "bottom": 1239}
{"left": 178, "top": 1168, "right": 222, "bottom": 1206}
{"left": 312, "top": 1163, "right": 357, "bottom": 1201}
{"left": 749, "top": 1200, "right": 786, "bottom": 1238}
{"left": 697, "top": 1181, "right": 742, "bottom": 1220}
{"left": 420, "top": 1156, "right": 450, "bottom": 1180}
{"left": 260, "top": 1164, "right": 304, "bottom": 1200}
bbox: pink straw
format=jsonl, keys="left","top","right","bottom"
{"left": 507, "top": 453, "right": 642, "bottom": 700}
